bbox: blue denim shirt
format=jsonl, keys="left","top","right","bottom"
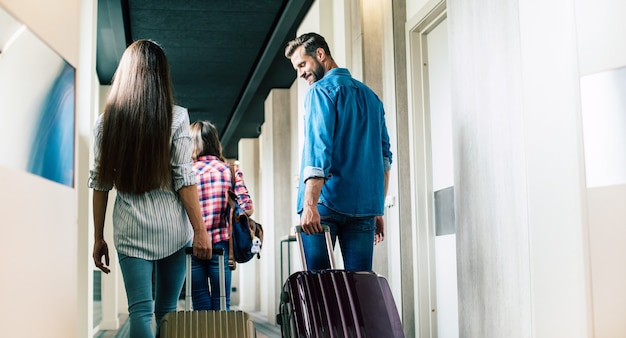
{"left": 297, "top": 68, "right": 392, "bottom": 217}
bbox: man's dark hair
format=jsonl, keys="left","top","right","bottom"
{"left": 285, "top": 32, "right": 332, "bottom": 59}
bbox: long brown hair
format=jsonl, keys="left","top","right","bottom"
{"left": 97, "top": 39, "right": 174, "bottom": 193}
{"left": 189, "top": 120, "right": 224, "bottom": 162}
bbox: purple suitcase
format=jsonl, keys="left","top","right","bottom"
{"left": 277, "top": 226, "right": 405, "bottom": 338}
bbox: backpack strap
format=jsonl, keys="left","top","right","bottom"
{"left": 227, "top": 164, "right": 237, "bottom": 270}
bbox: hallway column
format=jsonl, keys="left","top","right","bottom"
{"left": 94, "top": 86, "right": 123, "bottom": 330}
{"left": 258, "top": 88, "right": 293, "bottom": 323}
{"left": 362, "top": 0, "right": 410, "bottom": 331}
{"left": 385, "top": 0, "right": 415, "bottom": 335}
{"left": 449, "top": 0, "right": 591, "bottom": 337}
{"left": 77, "top": 0, "right": 98, "bottom": 336}
{"left": 234, "top": 138, "right": 261, "bottom": 311}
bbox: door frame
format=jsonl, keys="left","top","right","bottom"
{"left": 405, "top": 1, "right": 447, "bottom": 337}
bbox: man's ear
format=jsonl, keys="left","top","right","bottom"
{"left": 315, "top": 47, "right": 326, "bottom": 61}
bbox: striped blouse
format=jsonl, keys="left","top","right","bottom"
{"left": 89, "top": 105, "right": 196, "bottom": 260}
{"left": 193, "top": 156, "right": 253, "bottom": 243}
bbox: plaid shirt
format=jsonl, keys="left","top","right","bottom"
{"left": 193, "top": 155, "right": 253, "bottom": 243}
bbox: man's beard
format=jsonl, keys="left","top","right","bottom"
{"left": 310, "top": 59, "right": 325, "bottom": 83}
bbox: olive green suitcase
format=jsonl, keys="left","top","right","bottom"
{"left": 160, "top": 248, "right": 255, "bottom": 338}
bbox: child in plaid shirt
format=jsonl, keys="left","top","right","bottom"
{"left": 189, "top": 120, "right": 253, "bottom": 310}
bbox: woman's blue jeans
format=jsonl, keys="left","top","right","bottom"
{"left": 118, "top": 244, "right": 188, "bottom": 338}
{"left": 300, "top": 204, "right": 376, "bottom": 271}
{"left": 191, "top": 240, "right": 231, "bottom": 311}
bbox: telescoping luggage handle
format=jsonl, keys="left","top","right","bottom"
{"left": 184, "top": 247, "right": 226, "bottom": 311}
{"left": 295, "top": 224, "right": 336, "bottom": 270}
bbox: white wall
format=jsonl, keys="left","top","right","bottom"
{"left": 575, "top": 0, "right": 626, "bottom": 336}
{"left": 0, "top": 0, "right": 95, "bottom": 337}
{"left": 448, "top": 0, "right": 591, "bottom": 337}
{"left": 586, "top": 184, "right": 626, "bottom": 338}
{"left": 575, "top": 0, "right": 626, "bottom": 76}
{"left": 407, "top": 0, "right": 436, "bottom": 22}
{"left": 0, "top": 0, "right": 79, "bottom": 65}
{"left": 405, "top": 1, "right": 626, "bottom": 337}
{"left": 0, "top": 169, "right": 77, "bottom": 337}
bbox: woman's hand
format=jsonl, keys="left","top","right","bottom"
{"left": 192, "top": 229, "right": 213, "bottom": 260}
{"left": 179, "top": 184, "right": 213, "bottom": 260}
{"left": 93, "top": 239, "right": 111, "bottom": 273}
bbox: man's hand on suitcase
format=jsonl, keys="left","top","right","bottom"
{"left": 374, "top": 216, "right": 385, "bottom": 245}
{"left": 300, "top": 178, "right": 324, "bottom": 235}
{"left": 300, "top": 204, "right": 323, "bottom": 235}
{"left": 93, "top": 239, "right": 111, "bottom": 274}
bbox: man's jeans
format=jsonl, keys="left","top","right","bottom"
{"left": 300, "top": 204, "right": 376, "bottom": 271}
{"left": 190, "top": 240, "right": 231, "bottom": 311}
{"left": 118, "top": 244, "right": 187, "bottom": 338}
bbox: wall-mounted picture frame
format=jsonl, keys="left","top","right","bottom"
{"left": 0, "top": 6, "right": 75, "bottom": 187}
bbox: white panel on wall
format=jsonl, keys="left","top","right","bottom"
{"left": 427, "top": 17, "right": 453, "bottom": 192}
{"left": 434, "top": 235, "right": 459, "bottom": 338}
{"left": 575, "top": 0, "right": 626, "bottom": 76}
{"left": 587, "top": 184, "right": 626, "bottom": 338}
{"left": 580, "top": 66, "right": 626, "bottom": 188}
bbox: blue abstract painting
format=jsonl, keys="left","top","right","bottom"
{"left": 0, "top": 10, "right": 75, "bottom": 187}
{"left": 26, "top": 62, "right": 75, "bottom": 187}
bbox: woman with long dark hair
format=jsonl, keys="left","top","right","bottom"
{"left": 89, "top": 39, "right": 211, "bottom": 338}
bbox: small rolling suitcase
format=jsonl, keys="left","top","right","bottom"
{"left": 160, "top": 247, "right": 255, "bottom": 338}
{"left": 277, "top": 226, "right": 405, "bottom": 338}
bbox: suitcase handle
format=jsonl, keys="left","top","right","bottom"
{"left": 184, "top": 247, "right": 224, "bottom": 256}
{"left": 295, "top": 224, "right": 336, "bottom": 270}
{"left": 183, "top": 247, "right": 227, "bottom": 311}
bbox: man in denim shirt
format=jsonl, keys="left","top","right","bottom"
{"left": 285, "top": 32, "right": 392, "bottom": 271}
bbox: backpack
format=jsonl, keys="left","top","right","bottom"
{"left": 227, "top": 166, "right": 263, "bottom": 269}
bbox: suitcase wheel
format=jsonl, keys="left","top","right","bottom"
{"left": 276, "top": 313, "right": 282, "bottom": 325}
{"left": 280, "top": 291, "right": 290, "bottom": 303}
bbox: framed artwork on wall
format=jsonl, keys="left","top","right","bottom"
{"left": 0, "top": 6, "right": 75, "bottom": 187}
